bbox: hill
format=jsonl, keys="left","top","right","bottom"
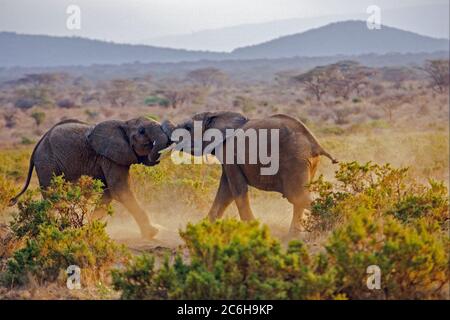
{"left": 0, "top": 21, "right": 448, "bottom": 67}
{"left": 231, "top": 21, "right": 449, "bottom": 59}
{"left": 0, "top": 32, "right": 225, "bottom": 67}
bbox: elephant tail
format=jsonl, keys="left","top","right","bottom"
{"left": 9, "top": 118, "right": 87, "bottom": 206}
{"left": 319, "top": 149, "right": 339, "bottom": 164}
{"left": 8, "top": 139, "right": 42, "bottom": 206}
{"left": 270, "top": 114, "right": 338, "bottom": 164}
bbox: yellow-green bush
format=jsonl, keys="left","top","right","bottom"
{"left": 112, "top": 219, "right": 337, "bottom": 300}
{"left": 3, "top": 221, "right": 126, "bottom": 286}
{"left": 11, "top": 175, "right": 109, "bottom": 238}
{"left": 326, "top": 212, "right": 449, "bottom": 299}
{"left": 0, "top": 175, "right": 17, "bottom": 212}
{"left": 113, "top": 216, "right": 449, "bottom": 300}
{"left": 308, "top": 161, "right": 449, "bottom": 232}
{"left": 1, "top": 176, "right": 126, "bottom": 287}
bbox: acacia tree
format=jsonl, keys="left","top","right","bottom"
{"left": 374, "top": 93, "right": 412, "bottom": 122}
{"left": 421, "top": 60, "right": 449, "bottom": 93}
{"left": 106, "top": 79, "right": 136, "bottom": 107}
{"left": 292, "top": 61, "right": 375, "bottom": 101}
{"left": 186, "top": 67, "right": 228, "bottom": 88}
{"left": 328, "top": 61, "right": 376, "bottom": 100}
{"left": 292, "top": 66, "right": 330, "bottom": 101}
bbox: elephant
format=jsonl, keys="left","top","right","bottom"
{"left": 163, "top": 111, "right": 338, "bottom": 236}
{"left": 9, "top": 117, "right": 172, "bottom": 240}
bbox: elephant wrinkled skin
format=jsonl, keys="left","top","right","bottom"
{"left": 10, "top": 117, "right": 172, "bottom": 240}
{"left": 165, "top": 111, "right": 338, "bottom": 237}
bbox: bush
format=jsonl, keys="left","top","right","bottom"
{"left": 308, "top": 161, "right": 449, "bottom": 232}
{"left": 3, "top": 221, "right": 126, "bottom": 286}
{"left": 114, "top": 216, "right": 449, "bottom": 300}
{"left": 10, "top": 175, "right": 109, "bottom": 238}
{"left": 326, "top": 211, "right": 449, "bottom": 299}
{"left": 2, "top": 176, "right": 125, "bottom": 287}
{"left": 30, "top": 111, "right": 46, "bottom": 126}
{"left": 0, "top": 224, "right": 21, "bottom": 265}
{"left": 0, "top": 175, "right": 17, "bottom": 212}
{"left": 144, "top": 96, "right": 170, "bottom": 107}
{"left": 20, "top": 137, "right": 35, "bottom": 145}
{"left": 112, "top": 219, "right": 337, "bottom": 300}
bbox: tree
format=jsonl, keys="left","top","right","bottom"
{"left": 157, "top": 85, "right": 199, "bottom": 109}
{"left": 374, "top": 93, "right": 412, "bottom": 122}
{"left": 186, "top": 68, "right": 228, "bottom": 88}
{"left": 421, "top": 60, "right": 449, "bottom": 93}
{"left": 105, "top": 79, "right": 136, "bottom": 107}
{"left": 292, "top": 66, "right": 330, "bottom": 101}
{"left": 328, "top": 61, "right": 376, "bottom": 100}
{"left": 293, "top": 61, "right": 376, "bottom": 101}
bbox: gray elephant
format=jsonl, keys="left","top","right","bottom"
{"left": 163, "top": 111, "right": 337, "bottom": 236}
{"left": 10, "top": 117, "right": 172, "bottom": 240}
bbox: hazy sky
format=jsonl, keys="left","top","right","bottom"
{"left": 0, "top": 0, "right": 447, "bottom": 44}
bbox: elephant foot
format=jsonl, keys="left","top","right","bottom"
{"left": 140, "top": 224, "right": 159, "bottom": 240}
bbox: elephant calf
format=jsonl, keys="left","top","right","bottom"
{"left": 10, "top": 117, "right": 171, "bottom": 240}
{"left": 165, "top": 111, "right": 338, "bottom": 236}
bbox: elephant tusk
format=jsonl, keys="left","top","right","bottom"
{"left": 158, "top": 143, "right": 176, "bottom": 154}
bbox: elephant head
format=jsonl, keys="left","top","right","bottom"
{"left": 166, "top": 111, "right": 248, "bottom": 155}
{"left": 87, "top": 117, "right": 171, "bottom": 166}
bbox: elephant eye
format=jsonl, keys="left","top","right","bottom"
{"left": 138, "top": 127, "right": 146, "bottom": 135}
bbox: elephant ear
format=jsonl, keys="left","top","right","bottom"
{"left": 86, "top": 120, "right": 138, "bottom": 166}
{"left": 203, "top": 112, "right": 248, "bottom": 136}
{"left": 161, "top": 120, "right": 175, "bottom": 140}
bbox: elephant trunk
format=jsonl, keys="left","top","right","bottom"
{"left": 146, "top": 120, "right": 175, "bottom": 166}
{"left": 147, "top": 137, "right": 168, "bottom": 166}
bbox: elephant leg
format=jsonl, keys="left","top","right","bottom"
{"left": 223, "top": 165, "right": 255, "bottom": 221}
{"left": 288, "top": 194, "right": 311, "bottom": 235}
{"left": 208, "top": 171, "right": 234, "bottom": 221}
{"left": 102, "top": 162, "right": 158, "bottom": 240}
{"left": 35, "top": 161, "right": 61, "bottom": 190}
{"left": 284, "top": 160, "right": 312, "bottom": 236}
{"left": 91, "top": 189, "right": 112, "bottom": 222}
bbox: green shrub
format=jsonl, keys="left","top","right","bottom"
{"left": 113, "top": 219, "right": 336, "bottom": 300}
{"left": 10, "top": 175, "right": 110, "bottom": 238}
{"left": 20, "top": 136, "right": 35, "bottom": 145}
{"left": 30, "top": 111, "right": 46, "bottom": 126}
{"left": 326, "top": 211, "right": 449, "bottom": 299}
{"left": 144, "top": 96, "right": 170, "bottom": 107}
{"left": 3, "top": 220, "right": 126, "bottom": 286}
{"left": 308, "top": 161, "right": 449, "bottom": 232}
{"left": 2, "top": 176, "right": 125, "bottom": 287}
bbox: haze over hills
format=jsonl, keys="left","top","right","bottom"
{"left": 145, "top": 3, "right": 449, "bottom": 52}
{"left": 0, "top": 32, "right": 226, "bottom": 68}
{"left": 231, "top": 21, "right": 449, "bottom": 59}
{"left": 0, "top": 20, "right": 448, "bottom": 68}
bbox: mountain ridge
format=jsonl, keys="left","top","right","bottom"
{"left": 231, "top": 21, "right": 449, "bottom": 59}
{"left": 0, "top": 20, "right": 448, "bottom": 68}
